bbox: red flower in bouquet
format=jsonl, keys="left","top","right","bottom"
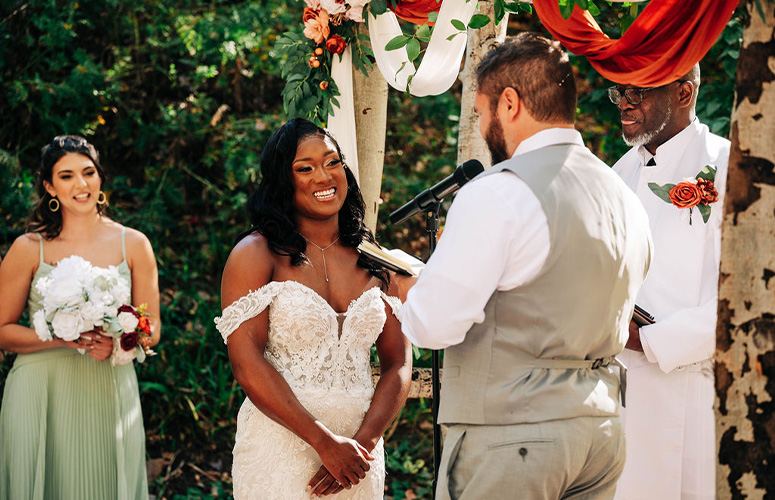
{"left": 120, "top": 331, "right": 139, "bottom": 351}
{"left": 138, "top": 316, "right": 151, "bottom": 335}
{"left": 326, "top": 34, "right": 346, "bottom": 54}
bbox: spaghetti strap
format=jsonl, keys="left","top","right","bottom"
{"left": 121, "top": 226, "right": 127, "bottom": 261}
{"left": 37, "top": 233, "right": 44, "bottom": 264}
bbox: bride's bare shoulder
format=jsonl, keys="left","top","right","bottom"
{"left": 221, "top": 232, "right": 275, "bottom": 302}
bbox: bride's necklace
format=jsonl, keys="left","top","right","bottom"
{"left": 302, "top": 234, "right": 340, "bottom": 282}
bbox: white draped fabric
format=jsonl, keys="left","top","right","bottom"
{"left": 327, "top": 47, "right": 360, "bottom": 180}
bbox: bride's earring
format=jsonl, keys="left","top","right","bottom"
{"left": 97, "top": 191, "right": 108, "bottom": 205}
{"left": 48, "top": 197, "right": 60, "bottom": 212}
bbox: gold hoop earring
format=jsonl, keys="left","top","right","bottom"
{"left": 97, "top": 191, "right": 108, "bottom": 205}
{"left": 48, "top": 197, "right": 60, "bottom": 212}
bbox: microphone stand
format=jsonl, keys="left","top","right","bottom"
{"left": 425, "top": 202, "right": 442, "bottom": 498}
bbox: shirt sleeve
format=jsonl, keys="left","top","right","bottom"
{"left": 398, "top": 173, "right": 549, "bottom": 349}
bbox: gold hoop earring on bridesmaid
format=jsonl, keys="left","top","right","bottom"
{"left": 97, "top": 191, "right": 108, "bottom": 205}
{"left": 48, "top": 197, "right": 60, "bottom": 212}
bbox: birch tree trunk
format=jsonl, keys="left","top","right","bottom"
{"left": 715, "top": 1, "right": 775, "bottom": 497}
{"left": 353, "top": 24, "right": 389, "bottom": 233}
{"left": 456, "top": 1, "right": 509, "bottom": 167}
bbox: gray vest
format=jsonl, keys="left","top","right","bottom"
{"left": 438, "top": 143, "right": 651, "bottom": 425}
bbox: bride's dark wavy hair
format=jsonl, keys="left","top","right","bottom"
{"left": 241, "top": 118, "right": 389, "bottom": 288}
{"left": 27, "top": 135, "right": 108, "bottom": 240}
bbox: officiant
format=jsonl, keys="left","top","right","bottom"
{"left": 610, "top": 64, "right": 730, "bottom": 500}
{"left": 396, "top": 33, "right": 653, "bottom": 500}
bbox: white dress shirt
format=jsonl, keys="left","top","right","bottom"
{"left": 398, "top": 128, "right": 586, "bottom": 349}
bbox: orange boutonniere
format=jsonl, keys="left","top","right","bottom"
{"left": 648, "top": 165, "right": 719, "bottom": 225}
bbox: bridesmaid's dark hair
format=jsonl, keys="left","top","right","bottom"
{"left": 27, "top": 135, "right": 108, "bottom": 240}
{"left": 241, "top": 118, "right": 389, "bottom": 288}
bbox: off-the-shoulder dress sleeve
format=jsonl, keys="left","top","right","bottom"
{"left": 214, "top": 282, "right": 283, "bottom": 344}
{"left": 380, "top": 291, "right": 402, "bottom": 318}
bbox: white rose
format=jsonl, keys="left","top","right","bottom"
{"left": 35, "top": 276, "right": 51, "bottom": 296}
{"left": 80, "top": 301, "right": 106, "bottom": 330}
{"left": 32, "top": 310, "right": 53, "bottom": 341}
{"left": 118, "top": 311, "right": 140, "bottom": 333}
{"left": 49, "top": 256, "right": 92, "bottom": 285}
{"left": 320, "top": 0, "right": 346, "bottom": 15}
{"left": 51, "top": 310, "right": 85, "bottom": 341}
{"left": 110, "top": 338, "right": 136, "bottom": 366}
{"left": 111, "top": 281, "right": 131, "bottom": 305}
{"left": 44, "top": 278, "right": 86, "bottom": 309}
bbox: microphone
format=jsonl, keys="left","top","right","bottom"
{"left": 389, "top": 159, "right": 484, "bottom": 225}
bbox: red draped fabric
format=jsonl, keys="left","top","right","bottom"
{"left": 391, "top": 0, "right": 443, "bottom": 25}
{"left": 532, "top": 0, "right": 739, "bottom": 86}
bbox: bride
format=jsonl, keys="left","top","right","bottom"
{"left": 215, "top": 118, "right": 412, "bottom": 499}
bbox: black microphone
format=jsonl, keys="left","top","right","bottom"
{"left": 389, "top": 159, "right": 484, "bottom": 225}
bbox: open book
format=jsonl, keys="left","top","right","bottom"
{"left": 633, "top": 304, "right": 655, "bottom": 327}
{"left": 357, "top": 242, "right": 418, "bottom": 276}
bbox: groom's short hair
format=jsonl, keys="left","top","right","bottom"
{"left": 476, "top": 32, "right": 577, "bottom": 124}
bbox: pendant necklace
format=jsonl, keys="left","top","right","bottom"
{"left": 303, "top": 235, "right": 340, "bottom": 282}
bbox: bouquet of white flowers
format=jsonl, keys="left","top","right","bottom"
{"left": 32, "top": 255, "right": 152, "bottom": 366}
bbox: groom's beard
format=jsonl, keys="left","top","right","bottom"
{"left": 485, "top": 116, "right": 509, "bottom": 165}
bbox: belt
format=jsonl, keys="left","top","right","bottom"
{"left": 526, "top": 355, "right": 628, "bottom": 407}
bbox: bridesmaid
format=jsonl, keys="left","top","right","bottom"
{"left": 0, "top": 136, "right": 160, "bottom": 500}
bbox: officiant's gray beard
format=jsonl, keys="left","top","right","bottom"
{"left": 623, "top": 99, "right": 673, "bottom": 147}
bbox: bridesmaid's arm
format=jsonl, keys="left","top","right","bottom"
{"left": 126, "top": 228, "right": 161, "bottom": 347}
{"left": 222, "top": 235, "right": 373, "bottom": 490}
{"left": 0, "top": 235, "right": 75, "bottom": 353}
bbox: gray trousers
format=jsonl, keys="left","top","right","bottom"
{"left": 436, "top": 416, "right": 625, "bottom": 500}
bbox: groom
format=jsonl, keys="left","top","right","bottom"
{"left": 397, "top": 33, "right": 652, "bottom": 500}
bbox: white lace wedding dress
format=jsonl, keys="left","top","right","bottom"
{"left": 214, "top": 280, "right": 401, "bottom": 500}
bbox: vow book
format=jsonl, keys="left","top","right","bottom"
{"left": 633, "top": 304, "right": 655, "bottom": 327}
{"left": 357, "top": 242, "right": 418, "bottom": 276}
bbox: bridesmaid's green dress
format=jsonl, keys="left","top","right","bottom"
{"left": 0, "top": 230, "right": 148, "bottom": 500}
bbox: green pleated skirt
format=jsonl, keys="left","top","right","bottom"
{"left": 0, "top": 348, "right": 148, "bottom": 500}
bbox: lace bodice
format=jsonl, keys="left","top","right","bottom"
{"left": 215, "top": 281, "right": 401, "bottom": 398}
{"left": 215, "top": 281, "right": 400, "bottom": 499}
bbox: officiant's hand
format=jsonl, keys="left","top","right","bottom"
{"left": 625, "top": 320, "right": 643, "bottom": 352}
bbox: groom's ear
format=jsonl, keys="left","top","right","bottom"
{"left": 499, "top": 87, "right": 522, "bottom": 122}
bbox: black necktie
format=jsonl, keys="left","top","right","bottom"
{"left": 646, "top": 158, "right": 656, "bottom": 166}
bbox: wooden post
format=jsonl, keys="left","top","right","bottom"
{"left": 353, "top": 24, "right": 389, "bottom": 233}
{"left": 456, "top": 1, "right": 509, "bottom": 167}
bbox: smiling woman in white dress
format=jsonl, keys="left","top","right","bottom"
{"left": 215, "top": 118, "right": 412, "bottom": 499}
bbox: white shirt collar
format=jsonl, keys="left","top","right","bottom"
{"left": 638, "top": 118, "right": 700, "bottom": 167}
{"left": 513, "top": 128, "right": 584, "bottom": 158}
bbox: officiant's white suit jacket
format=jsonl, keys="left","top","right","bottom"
{"left": 613, "top": 119, "right": 730, "bottom": 500}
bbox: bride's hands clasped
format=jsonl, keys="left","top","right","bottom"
{"left": 307, "top": 434, "right": 374, "bottom": 497}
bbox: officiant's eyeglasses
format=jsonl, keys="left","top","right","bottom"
{"left": 606, "top": 86, "right": 659, "bottom": 106}
{"left": 607, "top": 81, "right": 687, "bottom": 106}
